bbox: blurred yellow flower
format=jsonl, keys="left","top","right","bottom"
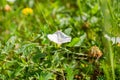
{"left": 22, "top": 8, "right": 33, "bottom": 15}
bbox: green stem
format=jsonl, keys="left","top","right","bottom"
{"left": 77, "top": 0, "right": 83, "bottom": 23}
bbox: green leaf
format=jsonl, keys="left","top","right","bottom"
{"left": 16, "top": 43, "right": 38, "bottom": 56}
{"left": 67, "top": 38, "right": 80, "bottom": 47}
{"left": 75, "top": 33, "right": 86, "bottom": 47}
{"left": 2, "top": 36, "right": 16, "bottom": 54}
{"left": 91, "top": 4, "right": 99, "bottom": 15}
{"left": 67, "top": 33, "right": 86, "bottom": 47}
{"left": 64, "top": 64, "right": 75, "bottom": 80}
{"left": 64, "top": 28, "right": 72, "bottom": 35}
{"left": 40, "top": 72, "right": 53, "bottom": 80}
{"left": 32, "top": 52, "right": 46, "bottom": 63}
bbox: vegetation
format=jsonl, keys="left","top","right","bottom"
{"left": 0, "top": 0, "right": 120, "bottom": 80}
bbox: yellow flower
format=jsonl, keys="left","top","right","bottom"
{"left": 22, "top": 8, "right": 33, "bottom": 15}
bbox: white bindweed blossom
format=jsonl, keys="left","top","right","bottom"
{"left": 47, "top": 31, "right": 71, "bottom": 44}
{"left": 104, "top": 34, "right": 120, "bottom": 44}
{"left": 7, "top": 0, "right": 16, "bottom": 3}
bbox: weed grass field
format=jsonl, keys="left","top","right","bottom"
{"left": 0, "top": 0, "right": 120, "bottom": 80}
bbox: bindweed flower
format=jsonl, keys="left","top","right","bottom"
{"left": 22, "top": 8, "right": 33, "bottom": 15}
{"left": 47, "top": 31, "right": 71, "bottom": 45}
{"left": 4, "top": 4, "right": 11, "bottom": 12}
{"left": 104, "top": 34, "right": 120, "bottom": 44}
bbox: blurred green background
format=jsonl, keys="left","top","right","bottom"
{"left": 0, "top": 0, "right": 120, "bottom": 80}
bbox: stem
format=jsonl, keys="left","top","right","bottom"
{"left": 107, "top": 0, "right": 114, "bottom": 20}
{"left": 77, "top": 0, "right": 83, "bottom": 23}
{"left": 62, "top": 70, "right": 66, "bottom": 80}
{"left": 99, "top": 0, "right": 115, "bottom": 79}
{"left": 108, "top": 42, "right": 115, "bottom": 80}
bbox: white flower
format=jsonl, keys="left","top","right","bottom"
{"left": 47, "top": 31, "right": 71, "bottom": 44}
{"left": 7, "top": 0, "right": 16, "bottom": 3}
{"left": 104, "top": 34, "right": 120, "bottom": 44}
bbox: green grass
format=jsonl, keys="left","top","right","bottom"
{"left": 0, "top": 0, "right": 120, "bottom": 80}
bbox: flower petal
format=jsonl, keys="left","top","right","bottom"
{"left": 47, "top": 31, "right": 71, "bottom": 44}
{"left": 104, "top": 34, "right": 120, "bottom": 44}
{"left": 47, "top": 34, "right": 60, "bottom": 44}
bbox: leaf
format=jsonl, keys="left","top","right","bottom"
{"left": 64, "top": 28, "right": 72, "bottom": 35}
{"left": 40, "top": 72, "right": 53, "bottom": 80}
{"left": 67, "top": 38, "right": 80, "bottom": 47}
{"left": 64, "top": 64, "right": 75, "bottom": 80}
{"left": 75, "top": 33, "right": 86, "bottom": 47}
{"left": 16, "top": 43, "right": 38, "bottom": 56}
{"left": 2, "top": 36, "right": 16, "bottom": 54}
{"left": 91, "top": 4, "right": 99, "bottom": 15}
{"left": 32, "top": 52, "right": 46, "bottom": 63}
{"left": 13, "top": 67, "right": 24, "bottom": 78}
{"left": 67, "top": 33, "right": 86, "bottom": 47}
